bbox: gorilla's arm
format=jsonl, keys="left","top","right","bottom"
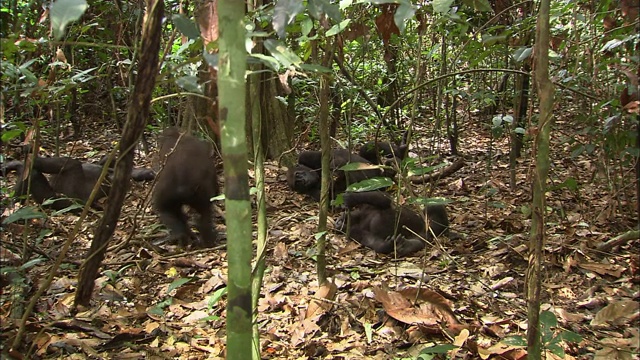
{"left": 98, "top": 154, "right": 156, "bottom": 181}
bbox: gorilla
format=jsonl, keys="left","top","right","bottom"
{"left": 153, "top": 127, "right": 219, "bottom": 248}
{"left": 2, "top": 156, "right": 155, "bottom": 211}
{"left": 336, "top": 191, "right": 450, "bottom": 257}
{"left": 287, "top": 149, "right": 383, "bottom": 201}
{"left": 358, "top": 141, "right": 408, "bottom": 165}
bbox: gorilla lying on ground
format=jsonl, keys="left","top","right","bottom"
{"left": 2, "top": 156, "right": 154, "bottom": 211}
{"left": 287, "top": 149, "right": 383, "bottom": 201}
{"left": 336, "top": 191, "right": 450, "bottom": 257}
{"left": 153, "top": 127, "right": 219, "bottom": 248}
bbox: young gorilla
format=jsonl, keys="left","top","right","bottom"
{"left": 358, "top": 141, "right": 409, "bottom": 166}
{"left": 2, "top": 156, "right": 155, "bottom": 210}
{"left": 336, "top": 191, "right": 450, "bottom": 257}
{"left": 153, "top": 127, "right": 219, "bottom": 248}
{"left": 2, "top": 160, "right": 75, "bottom": 210}
{"left": 287, "top": 149, "right": 382, "bottom": 201}
{"left": 2, "top": 157, "right": 111, "bottom": 210}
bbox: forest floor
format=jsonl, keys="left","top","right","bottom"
{"left": 0, "top": 119, "right": 638, "bottom": 360}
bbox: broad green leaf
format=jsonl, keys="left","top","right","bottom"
{"left": 273, "top": 0, "right": 305, "bottom": 38}
{"left": 413, "top": 197, "right": 451, "bottom": 206}
{"left": 172, "top": 14, "right": 200, "bottom": 40}
{"left": 419, "top": 343, "right": 458, "bottom": 354}
{"left": 513, "top": 47, "right": 533, "bottom": 62}
{"left": 309, "top": 0, "right": 341, "bottom": 22}
{"left": 407, "top": 162, "right": 446, "bottom": 176}
{"left": 394, "top": 3, "right": 415, "bottom": 33}
{"left": 482, "top": 34, "right": 507, "bottom": 46}
{"left": 433, "top": 0, "right": 455, "bottom": 14}
{"left": 1, "top": 129, "right": 23, "bottom": 143}
{"left": 264, "top": 39, "right": 303, "bottom": 68}
{"left": 301, "top": 18, "right": 313, "bottom": 37}
{"left": 175, "top": 76, "right": 202, "bottom": 94}
{"left": 326, "top": 19, "right": 351, "bottom": 37}
{"left": 50, "top": 0, "right": 88, "bottom": 40}
{"left": 2, "top": 206, "right": 47, "bottom": 225}
{"left": 345, "top": 177, "right": 394, "bottom": 192}
{"left": 558, "top": 330, "right": 583, "bottom": 343}
{"left": 462, "top": 0, "right": 492, "bottom": 12}
{"left": 540, "top": 310, "right": 558, "bottom": 327}
{"left": 501, "top": 336, "right": 527, "bottom": 346}
{"left": 547, "top": 343, "right": 565, "bottom": 358}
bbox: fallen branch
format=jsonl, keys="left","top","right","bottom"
{"left": 597, "top": 230, "right": 640, "bottom": 252}
{"left": 410, "top": 157, "right": 465, "bottom": 184}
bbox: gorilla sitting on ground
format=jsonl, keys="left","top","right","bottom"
{"left": 336, "top": 191, "right": 450, "bottom": 257}
{"left": 153, "top": 127, "right": 219, "bottom": 248}
{"left": 287, "top": 149, "right": 383, "bottom": 201}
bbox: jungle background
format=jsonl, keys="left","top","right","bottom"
{"left": 0, "top": 0, "right": 638, "bottom": 359}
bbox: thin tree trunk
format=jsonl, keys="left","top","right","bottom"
{"left": 218, "top": 0, "right": 251, "bottom": 358}
{"left": 526, "top": 0, "right": 554, "bottom": 358}
{"left": 74, "top": 0, "right": 163, "bottom": 308}
{"left": 317, "top": 38, "right": 334, "bottom": 285}
{"left": 248, "top": 40, "right": 268, "bottom": 360}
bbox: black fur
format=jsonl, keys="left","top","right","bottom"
{"left": 287, "top": 149, "right": 381, "bottom": 201}
{"left": 336, "top": 191, "right": 449, "bottom": 257}
{"left": 153, "top": 127, "right": 219, "bottom": 248}
{"left": 358, "top": 141, "right": 408, "bottom": 165}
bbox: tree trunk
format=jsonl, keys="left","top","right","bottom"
{"left": 526, "top": 0, "right": 554, "bottom": 358}
{"left": 218, "top": 0, "right": 251, "bottom": 358}
{"left": 74, "top": 0, "right": 163, "bottom": 308}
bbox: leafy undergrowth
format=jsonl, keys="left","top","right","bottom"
{"left": 0, "top": 123, "right": 638, "bottom": 360}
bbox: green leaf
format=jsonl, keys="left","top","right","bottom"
{"left": 413, "top": 197, "right": 451, "bottom": 206}
{"left": 2, "top": 206, "right": 47, "bottom": 225}
{"left": 394, "top": 3, "right": 415, "bottom": 33}
{"left": 346, "top": 177, "right": 394, "bottom": 192}
{"left": 513, "top": 47, "right": 533, "bottom": 62}
{"left": 540, "top": 310, "right": 558, "bottom": 327}
{"left": 419, "top": 343, "right": 458, "bottom": 354}
{"left": 208, "top": 287, "right": 228, "bottom": 310}
{"left": 50, "top": 0, "right": 88, "bottom": 40}
{"left": 549, "top": 177, "right": 579, "bottom": 192}
{"left": 326, "top": 19, "right": 351, "bottom": 37}
{"left": 364, "top": 322, "right": 372, "bottom": 342}
{"left": 264, "top": 39, "right": 303, "bottom": 68}
{"left": 547, "top": 343, "right": 565, "bottom": 358}
{"left": 301, "top": 18, "right": 313, "bottom": 37}
{"left": 339, "top": 162, "right": 381, "bottom": 171}
{"left": 407, "top": 162, "right": 446, "bottom": 176}
{"left": 558, "top": 330, "right": 583, "bottom": 343}
{"left": 273, "top": 0, "right": 305, "bottom": 38}
{"left": 501, "top": 336, "right": 527, "bottom": 347}
{"left": 20, "top": 257, "right": 47, "bottom": 270}
{"left": 203, "top": 51, "right": 218, "bottom": 68}
{"left": 308, "top": 0, "right": 342, "bottom": 22}
{"left": 175, "top": 76, "right": 202, "bottom": 94}
{"left": 172, "top": 14, "right": 201, "bottom": 40}
{"left": 1, "top": 129, "right": 23, "bottom": 143}
{"left": 433, "top": 0, "right": 455, "bottom": 14}
{"left": 462, "top": 0, "right": 492, "bottom": 12}
{"left": 167, "top": 277, "right": 191, "bottom": 293}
